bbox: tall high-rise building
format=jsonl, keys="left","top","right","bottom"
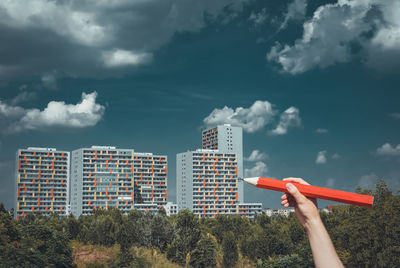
{"left": 202, "top": 124, "right": 243, "bottom": 202}
{"left": 15, "top": 147, "right": 69, "bottom": 219}
{"left": 202, "top": 124, "right": 243, "bottom": 155}
{"left": 177, "top": 125, "right": 262, "bottom": 218}
{"left": 177, "top": 149, "right": 239, "bottom": 217}
{"left": 70, "top": 146, "right": 167, "bottom": 217}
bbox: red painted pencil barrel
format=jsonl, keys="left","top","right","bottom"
{"left": 256, "top": 177, "right": 374, "bottom": 207}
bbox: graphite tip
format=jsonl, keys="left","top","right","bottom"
{"left": 242, "top": 177, "right": 259, "bottom": 186}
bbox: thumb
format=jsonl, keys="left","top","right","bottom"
{"left": 286, "top": 183, "right": 305, "bottom": 203}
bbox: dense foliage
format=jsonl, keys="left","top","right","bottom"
{"left": 0, "top": 180, "right": 399, "bottom": 267}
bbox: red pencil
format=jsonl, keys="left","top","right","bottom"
{"left": 244, "top": 177, "right": 374, "bottom": 207}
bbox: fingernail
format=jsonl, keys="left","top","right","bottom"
{"left": 286, "top": 183, "right": 294, "bottom": 190}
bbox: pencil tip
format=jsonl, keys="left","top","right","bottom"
{"left": 243, "top": 177, "right": 259, "bottom": 186}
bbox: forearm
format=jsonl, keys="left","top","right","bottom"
{"left": 305, "top": 219, "right": 344, "bottom": 268}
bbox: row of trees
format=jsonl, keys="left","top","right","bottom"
{"left": 0, "top": 180, "right": 399, "bottom": 267}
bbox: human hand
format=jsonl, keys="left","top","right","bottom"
{"left": 280, "top": 177, "right": 320, "bottom": 230}
{"left": 281, "top": 178, "right": 344, "bottom": 268}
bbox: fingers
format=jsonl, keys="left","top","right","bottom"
{"left": 281, "top": 199, "right": 296, "bottom": 208}
{"left": 281, "top": 193, "right": 296, "bottom": 208}
{"left": 281, "top": 193, "right": 290, "bottom": 207}
{"left": 283, "top": 177, "right": 310, "bottom": 185}
{"left": 285, "top": 183, "right": 306, "bottom": 204}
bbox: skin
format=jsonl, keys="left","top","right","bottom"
{"left": 281, "top": 177, "right": 344, "bottom": 268}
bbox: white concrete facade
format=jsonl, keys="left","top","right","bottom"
{"left": 15, "top": 147, "right": 69, "bottom": 219}
{"left": 264, "top": 208, "right": 295, "bottom": 217}
{"left": 202, "top": 124, "right": 244, "bottom": 202}
{"left": 177, "top": 125, "right": 262, "bottom": 218}
{"left": 177, "top": 149, "right": 240, "bottom": 217}
{"left": 70, "top": 146, "right": 167, "bottom": 217}
{"left": 238, "top": 203, "right": 263, "bottom": 218}
{"left": 163, "top": 202, "right": 178, "bottom": 216}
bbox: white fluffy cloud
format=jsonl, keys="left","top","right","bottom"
{"left": 376, "top": 143, "right": 400, "bottom": 156}
{"left": 0, "top": 91, "right": 104, "bottom": 133}
{"left": 278, "top": 0, "right": 307, "bottom": 31}
{"left": 203, "top": 100, "right": 276, "bottom": 133}
{"left": 316, "top": 150, "right": 327, "bottom": 164}
{"left": 245, "top": 150, "right": 268, "bottom": 162}
{"left": 245, "top": 161, "right": 268, "bottom": 177}
{"left": 268, "top": 0, "right": 400, "bottom": 74}
{"left": 332, "top": 153, "right": 341, "bottom": 159}
{"left": 270, "top": 107, "right": 301, "bottom": 135}
{"left": 0, "top": 102, "right": 25, "bottom": 118}
{"left": 204, "top": 101, "right": 301, "bottom": 134}
{"left": 244, "top": 150, "right": 269, "bottom": 178}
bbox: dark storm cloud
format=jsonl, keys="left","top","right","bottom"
{"left": 0, "top": 0, "right": 249, "bottom": 85}
{"left": 0, "top": 24, "right": 102, "bottom": 84}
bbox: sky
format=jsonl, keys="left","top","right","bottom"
{"left": 0, "top": 0, "right": 399, "bottom": 209}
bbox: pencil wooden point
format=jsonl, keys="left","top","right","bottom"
{"left": 243, "top": 177, "right": 259, "bottom": 186}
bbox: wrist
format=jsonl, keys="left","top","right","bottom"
{"left": 304, "top": 217, "right": 323, "bottom": 233}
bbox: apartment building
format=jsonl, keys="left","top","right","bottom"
{"left": 263, "top": 208, "right": 295, "bottom": 217}
{"left": 202, "top": 124, "right": 244, "bottom": 202}
{"left": 177, "top": 125, "right": 262, "bottom": 218}
{"left": 70, "top": 146, "right": 167, "bottom": 217}
{"left": 177, "top": 149, "right": 240, "bottom": 217}
{"left": 238, "top": 203, "right": 263, "bottom": 218}
{"left": 202, "top": 124, "right": 243, "bottom": 155}
{"left": 163, "top": 202, "right": 178, "bottom": 216}
{"left": 15, "top": 147, "right": 69, "bottom": 219}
